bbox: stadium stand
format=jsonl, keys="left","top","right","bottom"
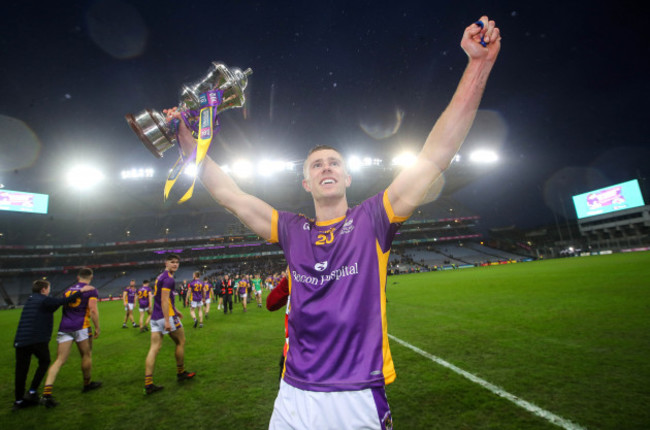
{"left": 1, "top": 199, "right": 539, "bottom": 307}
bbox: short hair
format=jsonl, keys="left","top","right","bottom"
{"left": 142, "top": 280, "right": 150, "bottom": 285}
{"left": 78, "top": 267, "right": 93, "bottom": 279}
{"left": 307, "top": 145, "right": 340, "bottom": 157}
{"left": 32, "top": 279, "right": 50, "bottom": 293}
{"left": 166, "top": 254, "right": 180, "bottom": 262}
{"left": 303, "top": 145, "right": 344, "bottom": 179}
{"left": 194, "top": 271, "right": 201, "bottom": 277}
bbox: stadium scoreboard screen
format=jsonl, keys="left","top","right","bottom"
{"left": 572, "top": 179, "right": 645, "bottom": 219}
{"left": 0, "top": 189, "right": 49, "bottom": 214}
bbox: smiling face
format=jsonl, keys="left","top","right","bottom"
{"left": 302, "top": 148, "right": 351, "bottom": 201}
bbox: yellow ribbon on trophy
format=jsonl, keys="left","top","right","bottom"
{"left": 164, "top": 90, "right": 223, "bottom": 203}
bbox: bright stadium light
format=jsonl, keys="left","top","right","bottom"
{"left": 348, "top": 155, "right": 362, "bottom": 172}
{"left": 232, "top": 159, "right": 253, "bottom": 178}
{"left": 67, "top": 165, "right": 104, "bottom": 190}
{"left": 469, "top": 149, "right": 498, "bottom": 164}
{"left": 391, "top": 152, "right": 417, "bottom": 167}
{"left": 258, "top": 159, "right": 286, "bottom": 177}
{"left": 121, "top": 167, "right": 154, "bottom": 179}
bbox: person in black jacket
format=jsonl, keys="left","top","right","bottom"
{"left": 12, "top": 279, "right": 94, "bottom": 411}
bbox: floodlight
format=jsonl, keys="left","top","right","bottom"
{"left": 348, "top": 156, "right": 362, "bottom": 172}
{"left": 67, "top": 165, "right": 104, "bottom": 190}
{"left": 469, "top": 149, "right": 498, "bottom": 164}
{"left": 258, "top": 159, "right": 286, "bottom": 177}
{"left": 258, "top": 161, "right": 272, "bottom": 177}
{"left": 232, "top": 159, "right": 252, "bottom": 178}
{"left": 391, "top": 152, "right": 417, "bottom": 167}
{"left": 121, "top": 167, "right": 154, "bottom": 179}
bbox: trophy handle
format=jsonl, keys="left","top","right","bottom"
{"left": 125, "top": 109, "right": 176, "bottom": 158}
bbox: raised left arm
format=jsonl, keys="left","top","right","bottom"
{"left": 387, "top": 16, "right": 501, "bottom": 218}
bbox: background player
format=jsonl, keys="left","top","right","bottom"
{"left": 251, "top": 274, "right": 263, "bottom": 308}
{"left": 122, "top": 279, "right": 137, "bottom": 328}
{"left": 237, "top": 275, "right": 249, "bottom": 313}
{"left": 186, "top": 271, "right": 204, "bottom": 328}
{"left": 41, "top": 268, "right": 101, "bottom": 408}
{"left": 144, "top": 254, "right": 195, "bottom": 395}
{"left": 137, "top": 280, "right": 153, "bottom": 333}
{"left": 202, "top": 277, "right": 213, "bottom": 319}
{"left": 265, "top": 273, "right": 289, "bottom": 382}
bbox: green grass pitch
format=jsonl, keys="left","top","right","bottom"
{"left": 1, "top": 252, "right": 649, "bottom": 429}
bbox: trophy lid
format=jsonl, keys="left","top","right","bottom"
{"left": 179, "top": 63, "right": 252, "bottom": 111}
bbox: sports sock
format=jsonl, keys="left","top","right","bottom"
{"left": 176, "top": 364, "right": 185, "bottom": 374}
{"left": 43, "top": 385, "right": 53, "bottom": 397}
{"left": 145, "top": 374, "right": 153, "bottom": 386}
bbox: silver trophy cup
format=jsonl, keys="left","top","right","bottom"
{"left": 125, "top": 62, "right": 252, "bottom": 158}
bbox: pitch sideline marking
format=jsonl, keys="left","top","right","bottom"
{"left": 388, "top": 334, "right": 587, "bottom": 430}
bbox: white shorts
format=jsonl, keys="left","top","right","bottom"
{"left": 125, "top": 303, "right": 134, "bottom": 311}
{"left": 139, "top": 307, "right": 150, "bottom": 312}
{"left": 269, "top": 380, "right": 392, "bottom": 430}
{"left": 240, "top": 293, "right": 247, "bottom": 299}
{"left": 205, "top": 298, "right": 211, "bottom": 304}
{"left": 191, "top": 301, "right": 203, "bottom": 308}
{"left": 57, "top": 328, "right": 91, "bottom": 344}
{"left": 255, "top": 290, "right": 261, "bottom": 296}
{"left": 150, "top": 316, "right": 182, "bottom": 334}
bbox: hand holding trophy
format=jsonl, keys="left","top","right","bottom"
{"left": 125, "top": 62, "right": 252, "bottom": 203}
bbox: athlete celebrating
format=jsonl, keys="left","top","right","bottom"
{"left": 166, "top": 16, "right": 501, "bottom": 428}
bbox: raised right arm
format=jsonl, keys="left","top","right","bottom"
{"left": 167, "top": 111, "right": 275, "bottom": 240}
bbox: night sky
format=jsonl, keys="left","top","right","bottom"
{"left": 1, "top": 0, "right": 649, "bottom": 236}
